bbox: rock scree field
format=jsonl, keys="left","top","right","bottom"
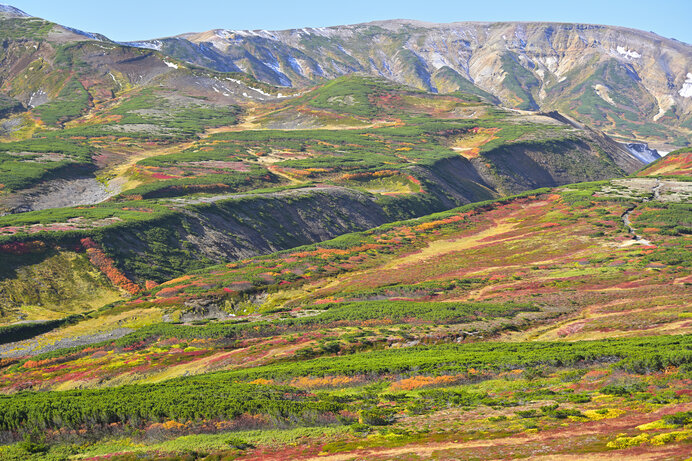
{"left": 0, "top": 3, "right": 690, "bottom": 460}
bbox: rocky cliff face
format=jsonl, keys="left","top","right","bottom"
{"left": 137, "top": 21, "right": 692, "bottom": 146}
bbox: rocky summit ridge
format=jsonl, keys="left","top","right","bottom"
{"left": 129, "top": 19, "right": 692, "bottom": 147}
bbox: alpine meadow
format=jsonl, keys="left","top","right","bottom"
{"left": 0, "top": 2, "right": 690, "bottom": 460}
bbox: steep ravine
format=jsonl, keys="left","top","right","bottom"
{"left": 99, "top": 186, "right": 441, "bottom": 283}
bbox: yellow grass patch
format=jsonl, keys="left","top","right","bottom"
{"left": 583, "top": 408, "right": 626, "bottom": 420}
{"left": 450, "top": 128, "right": 500, "bottom": 159}
{"left": 382, "top": 219, "right": 519, "bottom": 271}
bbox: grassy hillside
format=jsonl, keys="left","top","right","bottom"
{"left": 0, "top": 75, "right": 646, "bottom": 321}
{"left": 0, "top": 167, "right": 688, "bottom": 459}
{"left": 148, "top": 21, "right": 692, "bottom": 146}
{"left": 0, "top": 14, "right": 686, "bottom": 458}
{"left": 638, "top": 148, "right": 692, "bottom": 178}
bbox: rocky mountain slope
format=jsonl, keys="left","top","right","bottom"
{"left": 0, "top": 4, "right": 289, "bottom": 212}
{"left": 135, "top": 20, "right": 692, "bottom": 147}
{"left": 0, "top": 5, "right": 283, "bottom": 129}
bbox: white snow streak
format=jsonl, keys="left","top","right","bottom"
{"left": 616, "top": 46, "right": 641, "bottom": 59}
{"left": 679, "top": 73, "right": 692, "bottom": 98}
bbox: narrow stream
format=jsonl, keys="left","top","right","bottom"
{"left": 620, "top": 178, "right": 660, "bottom": 241}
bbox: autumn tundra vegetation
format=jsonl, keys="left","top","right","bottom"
{"left": 0, "top": 7, "right": 690, "bottom": 460}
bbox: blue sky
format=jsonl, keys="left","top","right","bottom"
{"left": 6, "top": 0, "right": 692, "bottom": 44}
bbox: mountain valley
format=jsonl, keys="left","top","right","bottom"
{"left": 0, "top": 4, "right": 689, "bottom": 460}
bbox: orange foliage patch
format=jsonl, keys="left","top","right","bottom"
{"left": 145, "top": 280, "right": 159, "bottom": 290}
{"left": 81, "top": 238, "right": 141, "bottom": 294}
{"left": 390, "top": 375, "right": 460, "bottom": 391}
{"left": 0, "top": 240, "right": 46, "bottom": 255}
{"left": 341, "top": 169, "right": 400, "bottom": 181}
{"left": 414, "top": 212, "right": 473, "bottom": 232}
{"left": 290, "top": 375, "right": 361, "bottom": 389}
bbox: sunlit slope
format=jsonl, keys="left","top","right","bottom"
{"left": 145, "top": 20, "right": 692, "bottom": 145}
{"left": 638, "top": 148, "right": 692, "bottom": 177}
{"left": 0, "top": 174, "right": 689, "bottom": 460}
{"left": 0, "top": 76, "right": 647, "bottom": 321}
{"left": 1, "top": 173, "right": 687, "bottom": 389}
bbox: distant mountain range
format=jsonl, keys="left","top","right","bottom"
{"left": 129, "top": 20, "right": 692, "bottom": 147}
{"left": 1, "top": 4, "right": 691, "bottom": 148}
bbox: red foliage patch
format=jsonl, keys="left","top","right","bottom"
{"left": 150, "top": 172, "right": 178, "bottom": 180}
{"left": 0, "top": 240, "right": 46, "bottom": 255}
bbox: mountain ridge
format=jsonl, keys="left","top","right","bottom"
{"left": 1, "top": 2, "right": 690, "bottom": 146}
{"left": 125, "top": 18, "right": 692, "bottom": 147}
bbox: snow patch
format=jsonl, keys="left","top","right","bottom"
{"left": 299, "top": 28, "right": 330, "bottom": 36}
{"left": 127, "top": 40, "right": 163, "bottom": 51}
{"left": 616, "top": 46, "right": 641, "bottom": 59}
{"left": 543, "top": 56, "right": 558, "bottom": 73}
{"left": 215, "top": 30, "right": 233, "bottom": 39}
{"left": 262, "top": 56, "right": 282, "bottom": 74}
{"left": 64, "top": 27, "right": 102, "bottom": 41}
{"left": 429, "top": 52, "right": 449, "bottom": 70}
{"left": 287, "top": 56, "right": 304, "bottom": 75}
{"left": 224, "top": 78, "right": 284, "bottom": 98}
{"left": 28, "top": 89, "right": 46, "bottom": 108}
{"left": 624, "top": 143, "right": 661, "bottom": 164}
{"left": 0, "top": 5, "right": 30, "bottom": 17}
{"left": 163, "top": 60, "right": 179, "bottom": 69}
{"left": 593, "top": 84, "right": 615, "bottom": 106}
{"left": 679, "top": 73, "right": 692, "bottom": 98}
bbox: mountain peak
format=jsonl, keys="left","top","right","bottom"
{"left": 0, "top": 4, "right": 30, "bottom": 18}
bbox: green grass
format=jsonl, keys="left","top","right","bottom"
{"left": 101, "top": 88, "right": 241, "bottom": 135}
{"left": 0, "top": 17, "right": 54, "bottom": 41}
{"left": 218, "top": 334, "right": 692, "bottom": 381}
{"left": 0, "top": 314, "right": 86, "bottom": 344}
{"left": 0, "top": 94, "right": 23, "bottom": 118}
{"left": 0, "top": 382, "right": 341, "bottom": 433}
{"left": 0, "top": 201, "right": 167, "bottom": 228}
{"left": 293, "top": 300, "right": 539, "bottom": 325}
{"left": 1, "top": 334, "right": 690, "bottom": 439}
{"left": 33, "top": 77, "right": 90, "bottom": 126}
{"left": 500, "top": 52, "right": 539, "bottom": 110}
{"left": 291, "top": 75, "right": 416, "bottom": 118}
{"left": 0, "top": 136, "right": 93, "bottom": 192}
